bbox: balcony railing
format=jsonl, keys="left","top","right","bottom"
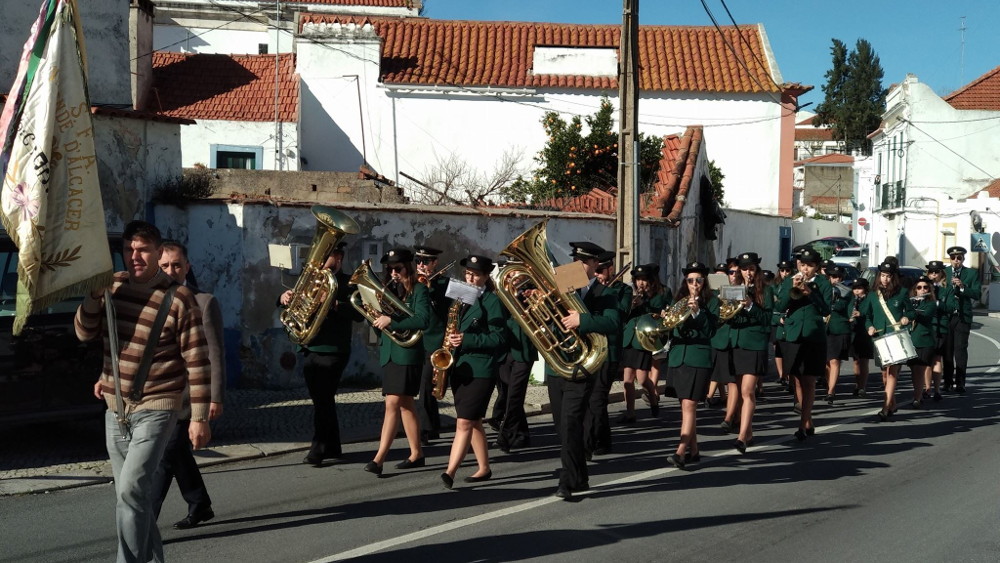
{"left": 877, "top": 180, "right": 905, "bottom": 211}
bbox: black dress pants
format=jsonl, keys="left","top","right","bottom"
{"left": 943, "top": 316, "right": 971, "bottom": 388}
{"left": 304, "top": 353, "right": 348, "bottom": 457}
{"left": 417, "top": 356, "right": 442, "bottom": 437}
{"left": 153, "top": 419, "right": 211, "bottom": 519}
{"left": 584, "top": 361, "right": 618, "bottom": 453}
{"left": 497, "top": 356, "right": 533, "bottom": 447}
{"left": 547, "top": 372, "right": 595, "bottom": 490}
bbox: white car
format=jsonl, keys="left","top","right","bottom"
{"left": 831, "top": 247, "right": 868, "bottom": 270}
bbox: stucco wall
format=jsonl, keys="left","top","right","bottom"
{"left": 180, "top": 120, "right": 300, "bottom": 171}
{"left": 1, "top": 1, "right": 133, "bottom": 107}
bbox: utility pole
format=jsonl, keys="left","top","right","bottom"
{"left": 616, "top": 0, "right": 640, "bottom": 273}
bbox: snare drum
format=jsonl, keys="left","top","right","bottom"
{"left": 873, "top": 331, "right": 917, "bottom": 367}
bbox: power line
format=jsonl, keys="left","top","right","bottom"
{"left": 718, "top": 0, "right": 783, "bottom": 91}
{"left": 902, "top": 118, "right": 997, "bottom": 182}
{"left": 697, "top": 0, "right": 783, "bottom": 107}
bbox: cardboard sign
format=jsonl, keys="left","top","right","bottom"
{"left": 553, "top": 261, "right": 590, "bottom": 293}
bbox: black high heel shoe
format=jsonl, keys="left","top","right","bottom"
{"left": 735, "top": 439, "right": 747, "bottom": 454}
{"left": 440, "top": 473, "right": 454, "bottom": 490}
{"left": 364, "top": 461, "right": 383, "bottom": 476}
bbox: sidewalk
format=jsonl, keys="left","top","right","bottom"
{"left": 0, "top": 381, "right": 627, "bottom": 496}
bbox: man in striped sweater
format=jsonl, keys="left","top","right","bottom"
{"left": 76, "top": 220, "right": 211, "bottom": 563}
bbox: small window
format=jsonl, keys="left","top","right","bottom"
{"left": 258, "top": 43, "right": 268, "bottom": 54}
{"left": 211, "top": 144, "right": 263, "bottom": 170}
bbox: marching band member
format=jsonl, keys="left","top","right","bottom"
{"left": 712, "top": 258, "right": 742, "bottom": 433}
{"left": 862, "top": 260, "right": 913, "bottom": 421}
{"left": 492, "top": 294, "right": 538, "bottom": 453}
{"left": 904, "top": 277, "right": 939, "bottom": 409}
{"left": 848, "top": 279, "right": 874, "bottom": 397}
{"left": 440, "top": 256, "right": 506, "bottom": 489}
{"left": 774, "top": 248, "right": 832, "bottom": 440}
{"left": 551, "top": 242, "right": 619, "bottom": 499}
{"left": 771, "top": 260, "right": 795, "bottom": 392}
{"left": 924, "top": 261, "right": 956, "bottom": 401}
{"left": 729, "top": 253, "right": 771, "bottom": 454}
{"left": 620, "top": 264, "right": 670, "bottom": 422}
{"left": 666, "top": 262, "right": 717, "bottom": 469}
{"left": 414, "top": 246, "right": 448, "bottom": 445}
{"left": 823, "top": 266, "right": 851, "bottom": 404}
{"left": 704, "top": 263, "right": 730, "bottom": 408}
{"left": 364, "top": 249, "right": 431, "bottom": 476}
{"left": 585, "top": 251, "right": 631, "bottom": 457}
{"left": 943, "top": 246, "right": 981, "bottom": 393}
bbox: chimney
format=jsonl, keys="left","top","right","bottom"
{"left": 129, "top": 0, "right": 155, "bottom": 110}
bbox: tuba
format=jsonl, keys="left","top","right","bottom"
{"left": 495, "top": 220, "right": 608, "bottom": 380}
{"left": 349, "top": 260, "right": 422, "bottom": 348}
{"left": 280, "top": 206, "right": 360, "bottom": 346}
{"left": 635, "top": 297, "right": 692, "bottom": 352}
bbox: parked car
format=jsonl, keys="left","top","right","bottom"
{"left": 835, "top": 264, "right": 862, "bottom": 287}
{"left": 802, "top": 237, "right": 861, "bottom": 260}
{"left": 832, "top": 246, "right": 869, "bottom": 270}
{"left": 0, "top": 233, "right": 123, "bottom": 426}
{"left": 861, "top": 265, "right": 924, "bottom": 290}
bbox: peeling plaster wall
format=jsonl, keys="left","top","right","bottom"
{"left": 155, "top": 200, "right": 724, "bottom": 389}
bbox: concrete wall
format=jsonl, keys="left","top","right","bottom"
{"left": 295, "top": 24, "right": 788, "bottom": 215}
{"left": 154, "top": 199, "right": 723, "bottom": 389}
{"left": 179, "top": 119, "right": 300, "bottom": 171}
{"left": 199, "top": 168, "right": 406, "bottom": 204}
{"left": 1, "top": 1, "right": 133, "bottom": 107}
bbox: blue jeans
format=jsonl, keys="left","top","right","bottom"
{"left": 105, "top": 409, "right": 178, "bottom": 563}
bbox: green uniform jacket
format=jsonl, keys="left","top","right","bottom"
{"left": 421, "top": 276, "right": 451, "bottom": 354}
{"left": 774, "top": 274, "right": 832, "bottom": 344}
{"left": 933, "top": 284, "right": 958, "bottom": 336}
{"left": 544, "top": 280, "right": 620, "bottom": 379}
{"left": 622, "top": 290, "right": 669, "bottom": 350}
{"left": 604, "top": 281, "right": 633, "bottom": 364}
{"left": 826, "top": 288, "right": 852, "bottom": 336}
{"left": 379, "top": 283, "right": 432, "bottom": 366}
{"left": 768, "top": 283, "right": 786, "bottom": 341}
{"left": 945, "top": 265, "right": 981, "bottom": 323}
{"left": 727, "top": 289, "right": 773, "bottom": 351}
{"left": 907, "top": 296, "right": 939, "bottom": 348}
{"left": 862, "top": 287, "right": 912, "bottom": 336}
{"left": 709, "top": 289, "right": 734, "bottom": 351}
{"left": 848, "top": 293, "right": 873, "bottom": 347}
{"left": 454, "top": 290, "right": 507, "bottom": 378}
{"left": 667, "top": 296, "right": 716, "bottom": 368}
{"left": 504, "top": 313, "right": 539, "bottom": 363}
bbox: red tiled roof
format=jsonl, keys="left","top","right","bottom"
{"left": 651, "top": 127, "right": 705, "bottom": 222}
{"left": 290, "top": 0, "right": 414, "bottom": 5}
{"left": 944, "top": 65, "right": 1000, "bottom": 111}
{"left": 794, "top": 153, "right": 853, "bottom": 166}
{"left": 299, "top": 16, "right": 782, "bottom": 93}
{"left": 92, "top": 106, "right": 194, "bottom": 125}
{"left": 980, "top": 178, "right": 1000, "bottom": 198}
{"left": 795, "top": 127, "right": 833, "bottom": 141}
{"left": 151, "top": 52, "right": 298, "bottom": 122}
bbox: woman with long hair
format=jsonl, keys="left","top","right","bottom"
{"left": 862, "top": 260, "right": 913, "bottom": 421}
{"left": 728, "top": 252, "right": 772, "bottom": 454}
{"left": 711, "top": 258, "right": 743, "bottom": 433}
{"left": 620, "top": 264, "right": 670, "bottom": 422}
{"left": 904, "top": 277, "right": 939, "bottom": 409}
{"left": 440, "top": 255, "right": 506, "bottom": 489}
{"left": 774, "top": 248, "right": 832, "bottom": 440}
{"left": 924, "top": 261, "right": 956, "bottom": 402}
{"left": 666, "top": 262, "right": 716, "bottom": 469}
{"left": 364, "top": 248, "right": 431, "bottom": 476}
{"left": 848, "top": 278, "right": 874, "bottom": 397}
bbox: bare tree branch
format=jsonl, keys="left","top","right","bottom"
{"left": 403, "top": 148, "right": 526, "bottom": 205}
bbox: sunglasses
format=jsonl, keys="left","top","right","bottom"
{"left": 686, "top": 277, "right": 705, "bottom": 284}
{"left": 727, "top": 270, "right": 739, "bottom": 275}
{"left": 415, "top": 258, "right": 435, "bottom": 265}
{"left": 915, "top": 284, "right": 931, "bottom": 290}
{"left": 950, "top": 255, "right": 964, "bottom": 260}
{"left": 778, "top": 268, "right": 792, "bottom": 272}
{"left": 388, "top": 265, "right": 405, "bottom": 273}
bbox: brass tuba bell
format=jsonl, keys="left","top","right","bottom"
{"left": 349, "top": 260, "right": 422, "bottom": 348}
{"left": 495, "top": 220, "right": 608, "bottom": 379}
{"left": 635, "top": 297, "right": 692, "bottom": 352}
{"left": 280, "top": 206, "right": 360, "bottom": 346}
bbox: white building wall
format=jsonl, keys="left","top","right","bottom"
{"left": 155, "top": 25, "right": 278, "bottom": 54}
{"left": 181, "top": 120, "right": 300, "bottom": 171}
{"left": 296, "top": 27, "right": 786, "bottom": 214}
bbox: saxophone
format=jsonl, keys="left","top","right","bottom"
{"left": 429, "top": 300, "right": 463, "bottom": 400}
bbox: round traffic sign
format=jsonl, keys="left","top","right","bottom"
{"left": 858, "top": 217, "right": 868, "bottom": 227}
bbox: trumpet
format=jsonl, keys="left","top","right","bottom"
{"left": 605, "top": 261, "right": 632, "bottom": 287}
{"left": 349, "top": 260, "right": 422, "bottom": 347}
{"left": 418, "top": 260, "right": 456, "bottom": 287}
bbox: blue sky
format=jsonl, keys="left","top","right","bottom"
{"left": 424, "top": 0, "right": 999, "bottom": 110}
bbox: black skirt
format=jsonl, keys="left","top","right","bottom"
{"left": 782, "top": 340, "right": 826, "bottom": 377}
{"left": 851, "top": 328, "right": 875, "bottom": 360}
{"left": 732, "top": 348, "right": 767, "bottom": 376}
{"left": 382, "top": 361, "right": 421, "bottom": 396}
{"left": 710, "top": 348, "right": 735, "bottom": 384}
{"left": 622, "top": 347, "right": 653, "bottom": 371}
{"left": 906, "top": 346, "right": 936, "bottom": 367}
{"left": 450, "top": 364, "right": 495, "bottom": 420}
{"left": 826, "top": 333, "right": 851, "bottom": 361}
{"left": 668, "top": 364, "right": 711, "bottom": 401}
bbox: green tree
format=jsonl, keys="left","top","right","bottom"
{"left": 503, "top": 98, "right": 663, "bottom": 202}
{"left": 708, "top": 159, "right": 725, "bottom": 204}
{"left": 813, "top": 38, "right": 886, "bottom": 155}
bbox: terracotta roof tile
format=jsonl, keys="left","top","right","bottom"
{"left": 299, "top": 16, "right": 781, "bottom": 93}
{"left": 795, "top": 128, "right": 833, "bottom": 141}
{"left": 151, "top": 52, "right": 298, "bottom": 122}
{"left": 944, "top": 65, "right": 1000, "bottom": 111}
{"left": 980, "top": 178, "right": 1000, "bottom": 198}
{"left": 795, "top": 153, "right": 853, "bottom": 166}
